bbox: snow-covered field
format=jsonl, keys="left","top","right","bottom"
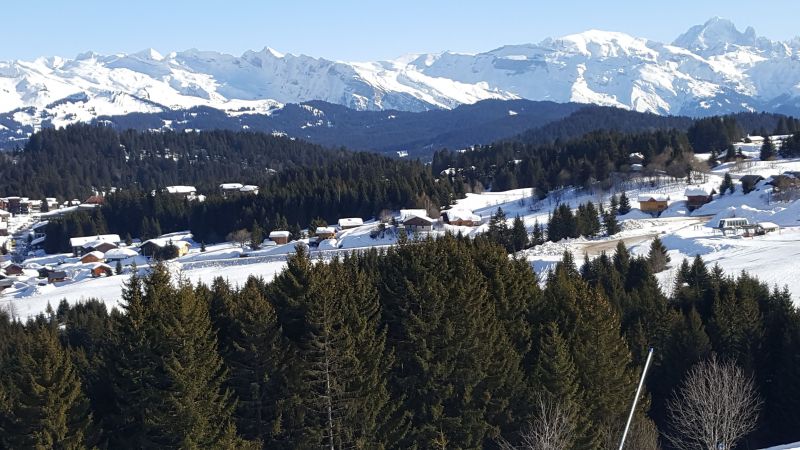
{"left": 7, "top": 138, "right": 800, "bottom": 318}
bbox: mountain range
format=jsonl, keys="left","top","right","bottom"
{"left": 1, "top": 17, "right": 799, "bottom": 150}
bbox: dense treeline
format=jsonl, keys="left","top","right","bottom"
{"left": 1, "top": 237, "right": 798, "bottom": 448}
{"left": 0, "top": 124, "right": 448, "bottom": 201}
{"left": 434, "top": 129, "right": 695, "bottom": 192}
{"left": 43, "top": 151, "right": 452, "bottom": 246}
{"left": 516, "top": 105, "right": 694, "bottom": 145}
{"left": 31, "top": 126, "right": 455, "bottom": 247}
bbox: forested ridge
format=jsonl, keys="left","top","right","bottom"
{"left": 435, "top": 113, "right": 800, "bottom": 193}
{"left": 0, "top": 124, "right": 453, "bottom": 202}
{"left": 1, "top": 237, "right": 798, "bottom": 449}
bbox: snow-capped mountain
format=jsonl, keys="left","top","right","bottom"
{"left": 1, "top": 17, "right": 800, "bottom": 140}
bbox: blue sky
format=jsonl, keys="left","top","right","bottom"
{"left": 6, "top": 0, "right": 800, "bottom": 60}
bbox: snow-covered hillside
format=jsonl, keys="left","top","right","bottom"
{"left": 2, "top": 17, "right": 800, "bottom": 138}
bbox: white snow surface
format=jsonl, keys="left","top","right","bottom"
{"left": 9, "top": 139, "right": 800, "bottom": 317}
{"left": 3, "top": 18, "right": 800, "bottom": 133}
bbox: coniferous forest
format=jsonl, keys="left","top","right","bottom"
{"left": 1, "top": 237, "right": 799, "bottom": 449}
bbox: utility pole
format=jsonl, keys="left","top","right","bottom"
{"left": 618, "top": 347, "right": 654, "bottom": 450}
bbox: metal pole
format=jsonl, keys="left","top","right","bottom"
{"left": 618, "top": 347, "right": 654, "bottom": 450}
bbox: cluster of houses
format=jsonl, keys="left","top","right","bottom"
{"left": 638, "top": 185, "right": 720, "bottom": 217}
{"left": 0, "top": 231, "right": 199, "bottom": 293}
{"left": 1, "top": 204, "right": 490, "bottom": 295}
{"left": 263, "top": 208, "right": 484, "bottom": 247}
{"left": 162, "top": 183, "right": 261, "bottom": 201}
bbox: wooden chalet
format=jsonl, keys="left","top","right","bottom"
{"left": 47, "top": 271, "right": 68, "bottom": 283}
{"left": 403, "top": 214, "right": 436, "bottom": 232}
{"left": 740, "top": 175, "right": 764, "bottom": 193}
{"left": 90, "top": 264, "right": 114, "bottom": 278}
{"left": 441, "top": 209, "right": 481, "bottom": 226}
{"left": 268, "top": 230, "right": 291, "bottom": 245}
{"left": 638, "top": 194, "right": 670, "bottom": 216}
{"left": 316, "top": 227, "right": 337, "bottom": 240}
{"left": 685, "top": 187, "right": 716, "bottom": 211}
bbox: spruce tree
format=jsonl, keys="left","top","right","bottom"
{"left": 105, "top": 265, "right": 245, "bottom": 448}
{"left": 510, "top": 215, "right": 528, "bottom": 252}
{"left": 4, "top": 325, "right": 93, "bottom": 449}
{"left": 604, "top": 209, "right": 620, "bottom": 236}
{"left": 222, "top": 277, "right": 287, "bottom": 444}
{"left": 647, "top": 236, "right": 670, "bottom": 273}
{"left": 530, "top": 220, "right": 544, "bottom": 246}
{"left": 534, "top": 321, "right": 579, "bottom": 407}
{"left": 250, "top": 220, "right": 263, "bottom": 250}
{"left": 720, "top": 172, "right": 734, "bottom": 195}
{"left": 761, "top": 135, "right": 777, "bottom": 161}
{"left": 609, "top": 194, "right": 619, "bottom": 216}
{"left": 268, "top": 244, "right": 313, "bottom": 342}
{"left": 618, "top": 192, "right": 631, "bottom": 215}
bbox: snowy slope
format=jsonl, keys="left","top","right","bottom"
{"left": 2, "top": 17, "right": 800, "bottom": 139}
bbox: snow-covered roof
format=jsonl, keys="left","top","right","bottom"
{"left": 81, "top": 251, "right": 105, "bottom": 260}
{"left": 638, "top": 194, "right": 669, "bottom": 202}
{"left": 165, "top": 185, "right": 196, "bottom": 194}
{"left": 69, "top": 234, "right": 120, "bottom": 248}
{"left": 399, "top": 209, "right": 428, "bottom": 220}
{"left": 30, "top": 236, "right": 46, "bottom": 246}
{"left": 0, "top": 209, "right": 10, "bottom": 217}
{"left": 269, "top": 230, "right": 291, "bottom": 238}
{"left": 337, "top": 218, "right": 363, "bottom": 228}
{"left": 240, "top": 185, "right": 259, "bottom": 192}
{"left": 403, "top": 214, "right": 436, "bottom": 224}
{"left": 442, "top": 208, "right": 481, "bottom": 222}
{"left": 219, "top": 183, "right": 243, "bottom": 190}
{"left": 685, "top": 187, "right": 713, "bottom": 196}
{"left": 158, "top": 230, "right": 193, "bottom": 241}
{"left": 143, "top": 238, "right": 190, "bottom": 249}
{"left": 105, "top": 248, "right": 139, "bottom": 259}
{"left": 758, "top": 221, "right": 779, "bottom": 229}
{"left": 316, "top": 226, "right": 337, "bottom": 235}
{"left": 87, "top": 262, "right": 113, "bottom": 270}
{"left": 82, "top": 239, "right": 118, "bottom": 249}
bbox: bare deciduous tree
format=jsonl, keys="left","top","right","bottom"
{"left": 603, "top": 416, "right": 661, "bottom": 450}
{"left": 497, "top": 395, "right": 576, "bottom": 450}
{"left": 666, "top": 355, "right": 761, "bottom": 450}
{"left": 226, "top": 229, "right": 251, "bottom": 249}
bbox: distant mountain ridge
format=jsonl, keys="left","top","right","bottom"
{"left": 1, "top": 17, "right": 799, "bottom": 150}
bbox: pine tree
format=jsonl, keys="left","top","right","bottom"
{"left": 149, "top": 275, "right": 243, "bottom": 448}
{"left": 115, "top": 260, "right": 123, "bottom": 275}
{"left": 725, "top": 144, "right": 737, "bottom": 162}
{"left": 604, "top": 209, "right": 620, "bottom": 236}
{"left": 534, "top": 321, "right": 579, "bottom": 406}
{"left": 269, "top": 244, "right": 313, "bottom": 342}
{"left": 571, "top": 288, "right": 637, "bottom": 448}
{"left": 4, "top": 325, "right": 93, "bottom": 449}
{"left": 103, "top": 268, "right": 159, "bottom": 448}
{"left": 105, "top": 265, "right": 245, "bottom": 448}
{"left": 250, "top": 220, "right": 263, "bottom": 250}
{"left": 487, "top": 207, "right": 510, "bottom": 248}
{"left": 647, "top": 236, "right": 671, "bottom": 273}
{"left": 510, "top": 215, "right": 528, "bottom": 252}
{"left": 609, "top": 194, "right": 619, "bottom": 216}
{"left": 222, "top": 277, "right": 287, "bottom": 444}
{"left": 618, "top": 192, "right": 631, "bottom": 215}
{"left": 720, "top": 172, "right": 734, "bottom": 195}
{"left": 530, "top": 220, "right": 545, "bottom": 246}
{"left": 761, "top": 135, "right": 777, "bottom": 161}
